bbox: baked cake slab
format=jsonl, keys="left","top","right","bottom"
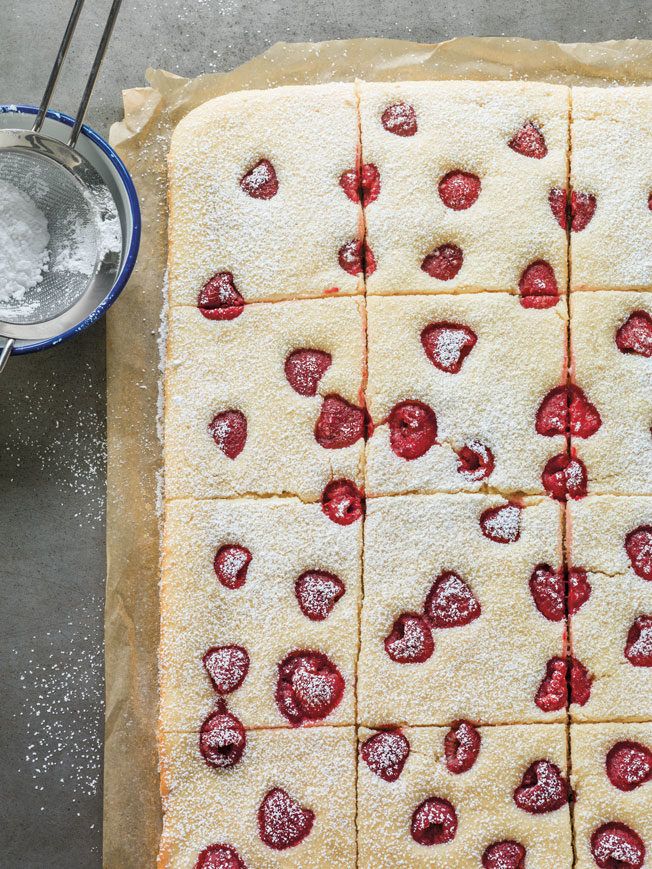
{"left": 567, "top": 496, "right": 652, "bottom": 722}
{"left": 365, "top": 293, "right": 568, "bottom": 497}
{"left": 571, "top": 722, "right": 652, "bottom": 869}
{"left": 357, "top": 494, "right": 566, "bottom": 726}
{"left": 357, "top": 723, "right": 572, "bottom": 869}
{"left": 570, "top": 86, "right": 652, "bottom": 292}
{"left": 570, "top": 291, "right": 652, "bottom": 496}
{"left": 358, "top": 80, "right": 569, "bottom": 299}
{"left": 159, "top": 727, "right": 357, "bottom": 868}
{"left": 164, "top": 298, "right": 366, "bottom": 500}
{"left": 168, "top": 83, "right": 364, "bottom": 311}
{"left": 159, "top": 498, "right": 361, "bottom": 733}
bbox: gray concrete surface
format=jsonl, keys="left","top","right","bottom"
{"left": 1, "top": 0, "right": 651, "bottom": 866}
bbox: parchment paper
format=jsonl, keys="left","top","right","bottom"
{"left": 105, "top": 36, "right": 652, "bottom": 868}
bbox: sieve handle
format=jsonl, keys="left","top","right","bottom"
{"left": 33, "top": 0, "right": 86, "bottom": 134}
{"left": 0, "top": 340, "right": 14, "bottom": 376}
{"left": 68, "top": 0, "right": 123, "bottom": 149}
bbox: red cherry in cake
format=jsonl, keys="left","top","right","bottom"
{"left": 616, "top": 310, "right": 652, "bottom": 357}
{"left": 213, "top": 544, "right": 252, "bottom": 589}
{"left": 518, "top": 260, "right": 559, "bottom": 308}
{"left": 624, "top": 615, "right": 652, "bottom": 667}
{"left": 341, "top": 164, "right": 381, "bottom": 205}
{"left": 420, "top": 321, "right": 477, "bottom": 373}
{"left": 240, "top": 159, "right": 279, "bottom": 199}
{"left": 438, "top": 171, "right": 481, "bottom": 210}
{"left": 199, "top": 705, "right": 246, "bottom": 769}
{"left": 198, "top": 272, "right": 245, "bottom": 320}
{"left": 315, "top": 394, "right": 365, "bottom": 449}
{"left": 508, "top": 121, "right": 548, "bottom": 159}
{"left": 606, "top": 740, "right": 652, "bottom": 791}
{"left": 209, "top": 410, "right": 247, "bottom": 459}
{"left": 625, "top": 525, "right": 652, "bottom": 581}
{"left": 529, "top": 564, "right": 565, "bottom": 622}
{"left": 479, "top": 502, "right": 522, "bottom": 544}
{"left": 482, "top": 841, "right": 526, "bottom": 869}
{"left": 364, "top": 243, "right": 377, "bottom": 276}
{"left": 535, "top": 385, "right": 602, "bottom": 439}
{"left": 568, "top": 567, "right": 592, "bottom": 614}
{"left": 381, "top": 102, "right": 417, "bottom": 137}
{"left": 411, "top": 797, "right": 458, "bottom": 846}
{"left": 285, "top": 349, "right": 332, "bottom": 396}
{"left": 360, "top": 729, "right": 410, "bottom": 781}
{"left": 195, "top": 843, "right": 247, "bottom": 869}
{"left": 424, "top": 571, "right": 481, "bottom": 629}
{"left": 571, "top": 191, "right": 597, "bottom": 232}
{"left": 275, "top": 650, "right": 344, "bottom": 725}
{"left": 388, "top": 400, "right": 437, "bottom": 460}
{"left": 295, "top": 570, "right": 345, "bottom": 621}
{"left": 384, "top": 612, "right": 434, "bottom": 664}
{"left": 258, "top": 787, "right": 315, "bottom": 850}
{"left": 649, "top": 192, "right": 652, "bottom": 211}
{"left": 513, "top": 759, "right": 569, "bottom": 813}
{"left": 570, "top": 656, "right": 593, "bottom": 706}
{"left": 591, "top": 822, "right": 646, "bottom": 869}
{"left": 421, "top": 244, "right": 463, "bottom": 281}
{"left": 541, "top": 452, "right": 588, "bottom": 501}
{"left": 338, "top": 239, "right": 363, "bottom": 276}
{"left": 321, "top": 479, "right": 364, "bottom": 525}
{"left": 455, "top": 440, "right": 494, "bottom": 482}
{"left": 549, "top": 187, "right": 568, "bottom": 229}
{"left": 444, "top": 720, "right": 481, "bottom": 774}
{"left": 203, "top": 645, "right": 250, "bottom": 695}
{"left": 535, "top": 656, "right": 567, "bottom": 712}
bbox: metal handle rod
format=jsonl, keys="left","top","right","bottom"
{"left": 33, "top": 0, "right": 86, "bottom": 134}
{"left": 0, "top": 340, "right": 15, "bottom": 376}
{"left": 68, "top": 0, "right": 123, "bottom": 148}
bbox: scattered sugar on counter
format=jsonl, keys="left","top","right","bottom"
{"left": 0, "top": 180, "right": 50, "bottom": 307}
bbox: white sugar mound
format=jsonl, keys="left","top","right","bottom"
{"left": 0, "top": 180, "right": 50, "bottom": 304}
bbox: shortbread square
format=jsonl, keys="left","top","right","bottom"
{"left": 567, "top": 496, "right": 652, "bottom": 722}
{"left": 357, "top": 723, "right": 572, "bottom": 869}
{"left": 365, "top": 293, "right": 568, "bottom": 496}
{"left": 570, "top": 86, "right": 652, "bottom": 292}
{"left": 159, "top": 498, "right": 361, "bottom": 731}
{"left": 357, "top": 494, "right": 566, "bottom": 726}
{"left": 358, "top": 80, "right": 569, "bottom": 296}
{"left": 571, "top": 723, "right": 652, "bottom": 869}
{"left": 570, "top": 292, "right": 652, "bottom": 495}
{"left": 164, "top": 298, "right": 365, "bottom": 499}
{"left": 168, "top": 83, "right": 363, "bottom": 309}
{"left": 159, "top": 727, "right": 356, "bottom": 868}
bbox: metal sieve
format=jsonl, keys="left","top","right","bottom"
{"left": 0, "top": 0, "right": 140, "bottom": 373}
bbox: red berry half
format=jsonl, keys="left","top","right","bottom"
{"left": 294, "top": 571, "right": 345, "bottom": 621}
{"left": 529, "top": 564, "right": 565, "bottom": 622}
{"left": 321, "top": 479, "right": 364, "bottom": 525}
{"left": 258, "top": 787, "right": 315, "bottom": 850}
{"left": 195, "top": 843, "right": 247, "bottom": 869}
{"left": 479, "top": 502, "right": 522, "bottom": 543}
{"left": 438, "top": 171, "right": 481, "bottom": 210}
{"left": 444, "top": 721, "right": 481, "bottom": 774}
{"left": 315, "top": 394, "right": 366, "bottom": 449}
{"left": 616, "top": 310, "right": 652, "bottom": 358}
{"left": 384, "top": 612, "right": 434, "bottom": 664}
{"left": 198, "top": 272, "right": 245, "bottom": 320}
{"left": 606, "top": 740, "right": 652, "bottom": 791}
{"left": 381, "top": 102, "right": 417, "bottom": 136}
{"left": 240, "top": 159, "right": 278, "bottom": 199}
{"left": 420, "top": 321, "right": 477, "bottom": 373}
{"left": 275, "top": 650, "right": 345, "bottom": 725}
{"left": 624, "top": 615, "right": 652, "bottom": 667}
{"left": 508, "top": 121, "right": 548, "bottom": 159}
{"left": 591, "top": 822, "right": 645, "bottom": 869}
{"left": 519, "top": 260, "right": 558, "bottom": 308}
{"left": 421, "top": 244, "right": 463, "bottom": 281}
{"left": 535, "top": 385, "right": 602, "bottom": 439}
{"left": 284, "top": 349, "right": 332, "bottom": 396}
{"left": 541, "top": 452, "right": 588, "bottom": 501}
{"left": 208, "top": 410, "right": 247, "bottom": 459}
{"left": 455, "top": 440, "right": 494, "bottom": 482}
{"left": 199, "top": 707, "right": 246, "bottom": 769}
{"left": 482, "top": 841, "right": 526, "bottom": 869}
{"left": 513, "top": 759, "right": 569, "bottom": 813}
{"left": 203, "top": 645, "right": 250, "bottom": 694}
{"left": 625, "top": 526, "right": 652, "bottom": 581}
{"left": 388, "top": 400, "right": 437, "bottom": 460}
{"left": 360, "top": 729, "right": 410, "bottom": 781}
{"left": 424, "top": 571, "right": 481, "bottom": 629}
{"left": 411, "top": 798, "right": 457, "bottom": 846}
{"left": 213, "top": 544, "right": 252, "bottom": 590}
